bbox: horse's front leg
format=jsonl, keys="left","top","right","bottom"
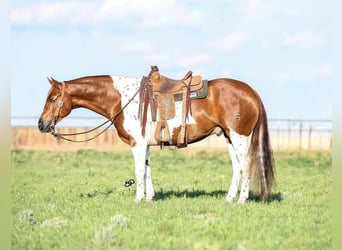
{"left": 131, "top": 141, "right": 148, "bottom": 203}
{"left": 145, "top": 145, "right": 155, "bottom": 201}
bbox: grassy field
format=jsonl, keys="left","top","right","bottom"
{"left": 11, "top": 149, "right": 331, "bottom": 250}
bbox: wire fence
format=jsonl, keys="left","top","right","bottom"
{"left": 11, "top": 117, "right": 331, "bottom": 151}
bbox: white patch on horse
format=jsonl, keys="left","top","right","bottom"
{"left": 110, "top": 75, "right": 143, "bottom": 136}
{"left": 167, "top": 101, "right": 197, "bottom": 140}
{"left": 226, "top": 128, "right": 251, "bottom": 203}
{"left": 110, "top": 75, "right": 154, "bottom": 202}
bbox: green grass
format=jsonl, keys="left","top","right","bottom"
{"left": 11, "top": 149, "right": 331, "bottom": 249}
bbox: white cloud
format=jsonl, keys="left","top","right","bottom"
{"left": 248, "top": 0, "right": 262, "bottom": 9}
{"left": 237, "top": 0, "right": 278, "bottom": 22}
{"left": 213, "top": 32, "right": 251, "bottom": 52}
{"left": 120, "top": 42, "right": 152, "bottom": 52}
{"left": 97, "top": 0, "right": 158, "bottom": 19}
{"left": 98, "top": 0, "right": 204, "bottom": 28}
{"left": 11, "top": 2, "right": 95, "bottom": 25}
{"left": 145, "top": 49, "right": 213, "bottom": 69}
{"left": 283, "top": 30, "right": 325, "bottom": 49}
{"left": 178, "top": 54, "right": 213, "bottom": 67}
{"left": 312, "top": 64, "right": 332, "bottom": 78}
{"left": 146, "top": 48, "right": 183, "bottom": 68}
{"left": 11, "top": 0, "right": 204, "bottom": 28}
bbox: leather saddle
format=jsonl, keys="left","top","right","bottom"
{"left": 147, "top": 66, "right": 206, "bottom": 146}
{"left": 151, "top": 70, "right": 203, "bottom": 94}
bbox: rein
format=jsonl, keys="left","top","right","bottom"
{"left": 51, "top": 78, "right": 148, "bottom": 143}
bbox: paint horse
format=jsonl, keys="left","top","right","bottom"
{"left": 38, "top": 66, "right": 275, "bottom": 203}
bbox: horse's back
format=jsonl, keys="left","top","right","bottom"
{"left": 208, "top": 78, "right": 260, "bottom": 99}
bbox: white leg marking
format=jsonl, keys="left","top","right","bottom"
{"left": 238, "top": 157, "right": 250, "bottom": 203}
{"left": 226, "top": 143, "right": 240, "bottom": 203}
{"left": 131, "top": 141, "right": 147, "bottom": 203}
{"left": 226, "top": 129, "right": 251, "bottom": 204}
{"left": 145, "top": 146, "right": 155, "bottom": 201}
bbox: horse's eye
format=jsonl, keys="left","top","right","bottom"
{"left": 50, "top": 96, "right": 57, "bottom": 103}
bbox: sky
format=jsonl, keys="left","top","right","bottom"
{"left": 11, "top": 0, "right": 332, "bottom": 127}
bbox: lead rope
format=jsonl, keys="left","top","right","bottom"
{"left": 51, "top": 78, "right": 147, "bottom": 143}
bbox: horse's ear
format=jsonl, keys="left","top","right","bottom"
{"left": 47, "top": 77, "right": 61, "bottom": 89}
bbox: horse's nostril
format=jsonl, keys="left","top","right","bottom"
{"left": 38, "top": 120, "right": 44, "bottom": 131}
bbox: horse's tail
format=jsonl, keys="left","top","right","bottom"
{"left": 249, "top": 100, "right": 276, "bottom": 200}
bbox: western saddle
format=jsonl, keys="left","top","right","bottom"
{"left": 139, "top": 65, "right": 207, "bottom": 147}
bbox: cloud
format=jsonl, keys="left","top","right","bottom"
{"left": 11, "top": 0, "right": 204, "bottom": 28}
{"left": 120, "top": 41, "right": 152, "bottom": 52}
{"left": 11, "top": 2, "right": 95, "bottom": 25}
{"left": 212, "top": 32, "right": 251, "bottom": 52}
{"left": 98, "top": 0, "right": 204, "bottom": 28}
{"left": 237, "top": 0, "right": 278, "bottom": 22}
{"left": 145, "top": 49, "right": 213, "bottom": 69}
{"left": 312, "top": 64, "right": 332, "bottom": 78}
{"left": 283, "top": 30, "right": 325, "bottom": 49}
{"left": 178, "top": 54, "right": 213, "bottom": 67}
{"left": 247, "top": 0, "right": 262, "bottom": 9}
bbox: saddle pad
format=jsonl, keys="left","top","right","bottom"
{"left": 174, "top": 80, "right": 208, "bottom": 101}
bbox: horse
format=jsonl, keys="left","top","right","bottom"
{"left": 38, "top": 66, "right": 275, "bottom": 203}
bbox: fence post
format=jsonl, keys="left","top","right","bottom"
{"left": 277, "top": 124, "right": 280, "bottom": 150}
{"left": 12, "top": 127, "right": 17, "bottom": 149}
{"left": 287, "top": 124, "right": 291, "bottom": 149}
{"left": 308, "top": 126, "right": 312, "bottom": 150}
{"left": 299, "top": 122, "right": 303, "bottom": 150}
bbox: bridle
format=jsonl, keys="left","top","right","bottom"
{"left": 50, "top": 77, "right": 149, "bottom": 143}
{"left": 52, "top": 81, "right": 66, "bottom": 127}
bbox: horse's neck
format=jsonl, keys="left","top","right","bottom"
{"left": 67, "top": 79, "right": 117, "bottom": 118}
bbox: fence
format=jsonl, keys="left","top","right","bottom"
{"left": 11, "top": 117, "right": 331, "bottom": 151}
{"left": 267, "top": 119, "right": 331, "bottom": 150}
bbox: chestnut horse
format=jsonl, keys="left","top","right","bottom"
{"left": 38, "top": 67, "right": 275, "bottom": 203}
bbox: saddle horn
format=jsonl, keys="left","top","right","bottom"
{"left": 150, "top": 65, "right": 159, "bottom": 72}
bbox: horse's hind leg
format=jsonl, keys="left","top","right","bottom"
{"left": 237, "top": 153, "right": 250, "bottom": 203}
{"left": 226, "top": 129, "right": 250, "bottom": 203}
{"left": 226, "top": 143, "right": 241, "bottom": 203}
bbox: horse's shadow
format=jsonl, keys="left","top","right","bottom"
{"left": 154, "top": 189, "right": 283, "bottom": 203}
{"left": 80, "top": 187, "right": 283, "bottom": 203}
{"left": 154, "top": 189, "right": 227, "bottom": 200}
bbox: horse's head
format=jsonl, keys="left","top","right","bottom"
{"left": 38, "top": 77, "right": 72, "bottom": 133}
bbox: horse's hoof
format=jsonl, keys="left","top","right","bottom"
{"left": 146, "top": 195, "right": 155, "bottom": 202}
{"left": 225, "top": 196, "right": 234, "bottom": 204}
{"left": 237, "top": 198, "right": 248, "bottom": 204}
{"left": 135, "top": 197, "right": 144, "bottom": 203}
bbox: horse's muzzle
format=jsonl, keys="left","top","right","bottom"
{"left": 38, "top": 119, "right": 55, "bottom": 133}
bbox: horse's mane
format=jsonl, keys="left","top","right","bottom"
{"left": 65, "top": 75, "right": 112, "bottom": 84}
